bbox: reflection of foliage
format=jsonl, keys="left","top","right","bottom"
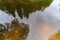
{"left": 49, "top": 31, "right": 60, "bottom": 40}
{"left": 0, "top": 20, "right": 29, "bottom": 40}
{"left": 0, "top": 0, "right": 53, "bottom": 18}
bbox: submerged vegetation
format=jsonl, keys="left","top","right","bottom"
{"left": 49, "top": 31, "right": 60, "bottom": 40}
{"left": 0, "top": 20, "right": 29, "bottom": 40}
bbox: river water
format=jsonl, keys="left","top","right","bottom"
{"left": 0, "top": 0, "right": 60, "bottom": 40}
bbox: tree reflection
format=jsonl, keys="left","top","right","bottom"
{"left": 0, "top": 19, "right": 29, "bottom": 40}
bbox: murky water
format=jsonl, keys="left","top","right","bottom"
{"left": 0, "top": 0, "right": 60, "bottom": 40}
